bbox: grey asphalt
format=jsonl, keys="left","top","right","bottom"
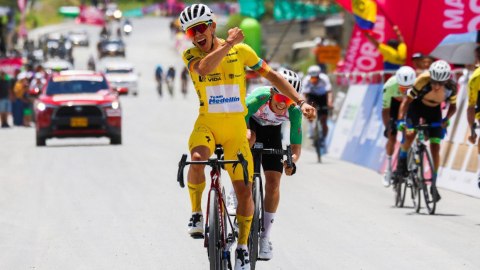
{"left": 0, "top": 17, "right": 479, "bottom": 270}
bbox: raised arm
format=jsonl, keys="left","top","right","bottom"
{"left": 193, "top": 28, "right": 244, "bottom": 76}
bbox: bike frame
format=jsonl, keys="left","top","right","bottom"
{"left": 177, "top": 148, "right": 249, "bottom": 268}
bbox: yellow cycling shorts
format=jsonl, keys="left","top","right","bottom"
{"left": 188, "top": 115, "right": 253, "bottom": 183}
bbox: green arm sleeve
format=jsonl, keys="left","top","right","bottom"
{"left": 245, "top": 87, "right": 271, "bottom": 124}
{"left": 289, "top": 105, "right": 303, "bottom": 145}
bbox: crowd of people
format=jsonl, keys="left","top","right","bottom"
{"left": 0, "top": 65, "right": 48, "bottom": 128}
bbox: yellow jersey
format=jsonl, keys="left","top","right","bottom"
{"left": 378, "top": 43, "right": 406, "bottom": 70}
{"left": 182, "top": 42, "right": 270, "bottom": 117}
{"left": 468, "top": 66, "right": 480, "bottom": 108}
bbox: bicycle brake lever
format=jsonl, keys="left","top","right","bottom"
{"left": 286, "top": 145, "right": 293, "bottom": 169}
{"left": 237, "top": 153, "right": 249, "bottom": 186}
{"left": 177, "top": 154, "right": 187, "bottom": 188}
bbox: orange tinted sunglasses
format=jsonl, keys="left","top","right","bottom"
{"left": 398, "top": 86, "right": 410, "bottom": 92}
{"left": 185, "top": 22, "right": 212, "bottom": 37}
{"left": 272, "top": 93, "right": 293, "bottom": 106}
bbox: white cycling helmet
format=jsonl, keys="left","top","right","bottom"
{"left": 429, "top": 60, "right": 451, "bottom": 82}
{"left": 179, "top": 4, "right": 214, "bottom": 31}
{"left": 307, "top": 65, "right": 321, "bottom": 77}
{"left": 273, "top": 68, "right": 302, "bottom": 94}
{"left": 395, "top": 66, "right": 416, "bottom": 86}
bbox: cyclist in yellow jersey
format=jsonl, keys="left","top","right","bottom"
{"left": 467, "top": 65, "right": 480, "bottom": 188}
{"left": 179, "top": 4, "right": 316, "bottom": 270}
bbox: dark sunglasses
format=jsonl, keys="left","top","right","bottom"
{"left": 431, "top": 80, "right": 446, "bottom": 86}
{"left": 185, "top": 22, "right": 211, "bottom": 38}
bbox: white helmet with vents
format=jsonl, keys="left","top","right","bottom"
{"left": 179, "top": 4, "right": 214, "bottom": 31}
{"left": 429, "top": 60, "right": 451, "bottom": 82}
{"left": 395, "top": 66, "right": 416, "bottom": 86}
{"left": 273, "top": 68, "right": 302, "bottom": 94}
{"left": 307, "top": 65, "right": 321, "bottom": 77}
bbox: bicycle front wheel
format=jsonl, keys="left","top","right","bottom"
{"left": 420, "top": 149, "right": 437, "bottom": 215}
{"left": 248, "top": 176, "right": 261, "bottom": 269}
{"left": 207, "top": 189, "right": 222, "bottom": 269}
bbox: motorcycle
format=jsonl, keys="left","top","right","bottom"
{"left": 123, "top": 23, "right": 132, "bottom": 36}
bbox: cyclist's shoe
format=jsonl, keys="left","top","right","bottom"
{"left": 235, "top": 248, "right": 251, "bottom": 270}
{"left": 431, "top": 186, "right": 441, "bottom": 202}
{"left": 188, "top": 213, "right": 204, "bottom": 236}
{"left": 382, "top": 170, "right": 391, "bottom": 187}
{"left": 258, "top": 237, "right": 273, "bottom": 260}
{"left": 226, "top": 193, "right": 238, "bottom": 216}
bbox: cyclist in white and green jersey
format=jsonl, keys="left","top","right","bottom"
{"left": 227, "top": 68, "right": 303, "bottom": 261}
{"left": 382, "top": 66, "right": 416, "bottom": 187}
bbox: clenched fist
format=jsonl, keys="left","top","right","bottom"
{"left": 226, "top": 27, "right": 245, "bottom": 47}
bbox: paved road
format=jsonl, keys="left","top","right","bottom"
{"left": 1, "top": 17, "right": 479, "bottom": 270}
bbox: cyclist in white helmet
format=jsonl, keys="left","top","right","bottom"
{"left": 396, "top": 60, "right": 457, "bottom": 201}
{"left": 179, "top": 4, "right": 316, "bottom": 270}
{"left": 302, "top": 65, "right": 332, "bottom": 141}
{"left": 381, "top": 66, "right": 416, "bottom": 187}
{"left": 227, "top": 68, "right": 304, "bottom": 261}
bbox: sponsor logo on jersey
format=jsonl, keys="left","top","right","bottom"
{"left": 186, "top": 55, "right": 194, "bottom": 61}
{"left": 183, "top": 50, "right": 190, "bottom": 57}
{"left": 208, "top": 76, "right": 222, "bottom": 82}
{"left": 229, "top": 74, "right": 234, "bottom": 79}
{"left": 199, "top": 76, "right": 205, "bottom": 82}
{"left": 227, "top": 59, "right": 238, "bottom": 63}
{"left": 209, "top": 95, "right": 240, "bottom": 105}
{"left": 227, "top": 51, "right": 238, "bottom": 56}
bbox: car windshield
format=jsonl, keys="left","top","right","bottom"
{"left": 46, "top": 76, "right": 110, "bottom": 95}
{"left": 106, "top": 68, "right": 132, "bottom": 74}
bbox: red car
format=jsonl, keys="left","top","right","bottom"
{"left": 33, "top": 71, "right": 122, "bottom": 146}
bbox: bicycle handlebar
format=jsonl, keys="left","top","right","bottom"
{"left": 251, "top": 144, "right": 293, "bottom": 169}
{"left": 177, "top": 153, "right": 250, "bottom": 188}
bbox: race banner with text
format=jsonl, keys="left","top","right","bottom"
{"left": 344, "top": 13, "right": 395, "bottom": 73}
{"left": 339, "top": 0, "right": 480, "bottom": 68}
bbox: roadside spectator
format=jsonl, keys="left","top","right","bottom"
{"left": 0, "top": 70, "right": 12, "bottom": 127}
{"left": 12, "top": 72, "right": 29, "bottom": 127}
{"left": 422, "top": 55, "right": 436, "bottom": 71}
{"left": 364, "top": 25, "right": 406, "bottom": 71}
{"left": 412, "top": 52, "right": 424, "bottom": 73}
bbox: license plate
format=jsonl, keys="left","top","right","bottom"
{"left": 109, "top": 51, "right": 115, "bottom": 55}
{"left": 70, "top": 117, "right": 88, "bottom": 127}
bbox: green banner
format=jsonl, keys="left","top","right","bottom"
{"left": 239, "top": 0, "right": 265, "bottom": 20}
{"left": 273, "top": 0, "right": 338, "bottom": 21}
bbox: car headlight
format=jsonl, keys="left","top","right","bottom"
{"left": 37, "top": 102, "right": 46, "bottom": 111}
{"left": 113, "top": 10, "right": 122, "bottom": 19}
{"left": 112, "top": 101, "right": 119, "bottom": 109}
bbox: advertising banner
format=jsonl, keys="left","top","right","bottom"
{"left": 341, "top": 84, "right": 381, "bottom": 166}
{"left": 438, "top": 80, "right": 480, "bottom": 198}
{"left": 328, "top": 84, "right": 368, "bottom": 158}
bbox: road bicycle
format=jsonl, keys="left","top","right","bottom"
{"left": 166, "top": 76, "right": 174, "bottom": 97}
{"left": 394, "top": 123, "right": 441, "bottom": 214}
{"left": 247, "top": 143, "right": 292, "bottom": 269}
{"left": 177, "top": 145, "right": 249, "bottom": 270}
{"left": 311, "top": 105, "right": 330, "bottom": 163}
